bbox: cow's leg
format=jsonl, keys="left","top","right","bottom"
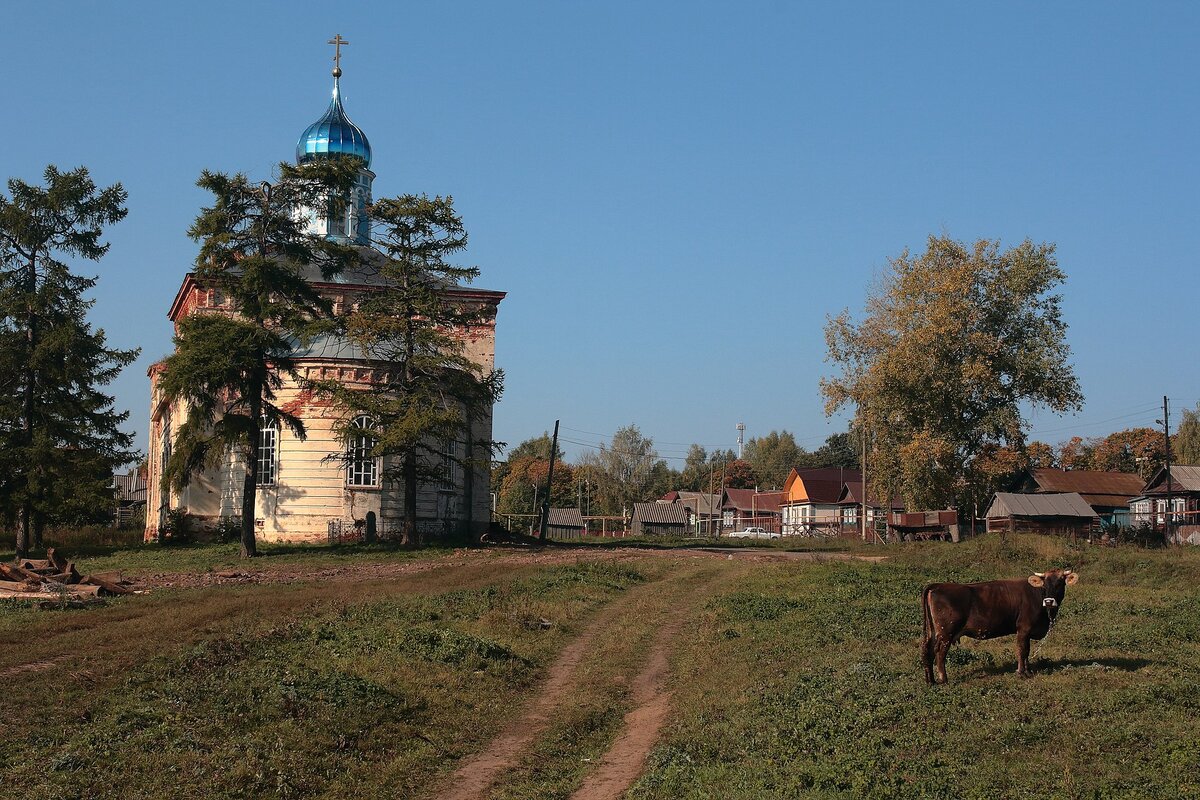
{"left": 922, "top": 634, "right": 935, "bottom": 684}
{"left": 916, "top": 633, "right": 936, "bottom": 681}
{"left": 1015, "top": 632, "right": 1031, "bottom": 677}
{"left": 934, "top": 636, "right": 952, "bottom": 684}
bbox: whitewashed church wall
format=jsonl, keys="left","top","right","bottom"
{"left": 146, "top": 293, "right": 500, "bottom": 543}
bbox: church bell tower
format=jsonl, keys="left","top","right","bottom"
{"left": 295, "top": 34, "right": 374, "bottom": 244}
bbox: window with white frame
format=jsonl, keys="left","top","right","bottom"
{"left": 257, "top": 418, "right": 277, "bottom": 486}
{"left": 347, "top": 415, "right": 379, "bottom": 487}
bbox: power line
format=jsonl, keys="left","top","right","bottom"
{"left": 1027, "top": 405, "right": 1160, "bottom": 438}
{"left": 559, "top": 424, "right": 833, "bottom": 453}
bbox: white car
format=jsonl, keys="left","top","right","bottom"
{"left": 727, "top": 526, "right": 780, "bottom": 539}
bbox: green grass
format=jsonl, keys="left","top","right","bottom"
{"left": 630, "top": 535, "right": 1200, "bottom": 799}
{"left": 0, "top": 557, "right": 659, "bottom": 799}
{"left": 0, "top": 537, "right": 464, "bottom": 577}
{"left": 4, "top": 534, "right": 1198, "bottom": 798}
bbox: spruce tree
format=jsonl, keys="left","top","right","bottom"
{"left": 0, "top": 165, "right": 139, "bottom": 558}
{"left": 313, "top": 195, "right": 503, "bottom": 546}
{"left": 157, "top": 159, "right": 359, "bottom": 558}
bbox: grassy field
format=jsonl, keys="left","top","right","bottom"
{"left": 1, "top": 535, "right": 1198, "bottom": 798}
{"left": 631, "top": 535, "right": 1200, "bottom": 799}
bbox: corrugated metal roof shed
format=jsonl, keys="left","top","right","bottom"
{"left": 987, "top": 492, "right": 1097, "bottom": 519}
{"left": 547, "top": 508, "right": 584, "bottom": 528}
{"left": 632, "top": 503, "right": 689, "bottom": 525}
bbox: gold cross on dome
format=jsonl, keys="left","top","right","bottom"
{"left": 328, "top": 34, "right": 350, "bottom": 75}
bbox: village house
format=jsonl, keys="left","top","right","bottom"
{"left": 836, "top": 481, "right": 903, "bottom": 536}
{"left": 780, "top": 468, "right": 860, "bottom": 535}
{"left": 1010, "top": 467, "right": 1143, "bottom": 526}
{"left": 1129, "top": 465, "right": 1200, "bottom": 542}
{"left": 145, "top": 57, "right": 503, "bottom": 543}
{"left": 722, "top": 488, "right": 783, "bottom": 532}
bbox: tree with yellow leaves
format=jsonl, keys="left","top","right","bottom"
{"left": 821, "top": 236, "right": 1083, "bottom": 513}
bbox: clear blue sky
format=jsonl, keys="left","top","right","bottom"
{"left": 8, "top": 1, "right": 1199, "bottom": 466}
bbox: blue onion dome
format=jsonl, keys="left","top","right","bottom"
{"left": 296, "top": 76, "right": 372, "bottom": 168}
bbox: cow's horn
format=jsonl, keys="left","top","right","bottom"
{"left": 1034, "top": 572, "right": 1045, "bottom": 577}
{"left": 1064, "top": 569, "right": 1074, "bottom": 575}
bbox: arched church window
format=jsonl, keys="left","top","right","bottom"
{"left": 257, "top": 418, "right": 278, "bottom": 486}
{"left": 347, "top": 415, "right": 379, "bottom": 487}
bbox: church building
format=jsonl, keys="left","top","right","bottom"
{"left": 145, "top": 41, "right": 504, "bottom": 543}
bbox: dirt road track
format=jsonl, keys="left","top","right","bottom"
{"left": 429, "top": 561, "right": 739, "bottom": 800}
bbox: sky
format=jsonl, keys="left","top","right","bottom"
{"left": 6, "top": 1, "right": 1199, "bottom": 467}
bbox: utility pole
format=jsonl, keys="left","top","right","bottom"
{"left": 717, "top": 455, "right": 727, "bottom": 536}
{"left": 538, "top": 420, "right": 560, "bottom": 542}
{"left": 861, "top": 413, "right": 868, "bottom": 542}
{"left": 706, "top": 460, "right": 715, "bottom": 536}
{"left": 1162, "top": 396, "right": 1174, "bottom": 541}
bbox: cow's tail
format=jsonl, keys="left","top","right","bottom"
{"left": 921, "top": 584, "right": 936, "bottom": 682}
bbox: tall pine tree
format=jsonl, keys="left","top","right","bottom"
{"left": 158, "top": 159, "right": 359, "bottom": 557}
{"left": 0, "top": 166, "right": 139, "bottom": 558}
{"left": 313, "top": 195, "right": 503, "bottom": 546}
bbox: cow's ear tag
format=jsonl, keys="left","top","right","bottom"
{"left": 1065, "top": 572, "right": 1079, "bottom": 585}
{"left": 1028, "top": 575, "right": 1045, "bottom": 587}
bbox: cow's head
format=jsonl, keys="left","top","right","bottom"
{"left": 1028, "top": 569, "right": 1078, "bottom": 612}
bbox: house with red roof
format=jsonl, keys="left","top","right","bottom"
{"left": 722, "top": 488, "right": 783, "bottom": 532}
{"left": 1011, "top": 467, "right": 1143, "bottom": 525}
{"left": 779, "top": 468, "right": 860, "bottom": 535}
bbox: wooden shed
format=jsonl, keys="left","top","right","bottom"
{"left": 985, "top": 492, "right": 1099, "bottom": 537}
{"left": 546, "top": 508, "right": 586, "bottom": 539}
{"left": 631, "top": 502, "right": 689, "bottom": 537}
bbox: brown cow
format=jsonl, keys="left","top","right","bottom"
{"left": 921, "top": 569, "right": 1079, "bottom": 684}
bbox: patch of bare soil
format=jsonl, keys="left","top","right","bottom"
{"left": 0, "top": 654, "right": 71, "bottom": 679}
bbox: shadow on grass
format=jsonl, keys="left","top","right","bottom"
{"left": 1037, "top": 656, "right": 1152, "bottom": 673}
{"left": 977, "top": 656, "right": 1152, "bottom": 677}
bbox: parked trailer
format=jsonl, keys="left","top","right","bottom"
{"left": 888, "top": 510, "right": 959, "bottom": 542}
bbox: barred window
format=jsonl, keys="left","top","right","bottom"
{"left": 257, "top": 418, "right": 277, "bottom": 486}
{"left": 347, "top": 415, "right": 379, "bottom": 487}
{"left": 440, "top": 439, "right": 461, "bottom": 490}
{"left": 160, "top": 426, "right": 171, "bottom": 471}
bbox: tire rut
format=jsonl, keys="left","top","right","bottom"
{"left": 429, "top": 562, "right": 734, "bottom": 800}
{"left": 568, "top": 568, "right": 731, "bottom": 800}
